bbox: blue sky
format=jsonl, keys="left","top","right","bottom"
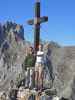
{"left": 0, "top": 0, "right": 75, "bottom": 46}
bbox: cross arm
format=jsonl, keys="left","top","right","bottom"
{"left": 27, "top": 16, "right": 48, "bottom": 25}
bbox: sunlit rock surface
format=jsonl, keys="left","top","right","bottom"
{"left": 0, "top": 22, "right": 75, "bottom": 99}
{"left": 0, "top": 21, "right": 29, "bottom": 92}
{"left": 50, "top": 46, "right": 75, "bottom": 99}
{"left": 43, "top": 42, "right": 75, "bottom": 99}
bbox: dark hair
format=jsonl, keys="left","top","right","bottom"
{"left": 29, "top": 46, "right": 34, "bottom": 54}
{"left": 29, "top": 46, "right": 33, "bottom": 49}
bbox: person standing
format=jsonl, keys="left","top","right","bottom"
{"left": 35, "top": 44, "right": 44, "bottom": 91}
{"left": 22, "top": 46, "right": 35, "bottom": 88}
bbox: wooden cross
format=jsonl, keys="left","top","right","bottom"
{"left": 27, "top": 0, "right": 48, "bottom": 52}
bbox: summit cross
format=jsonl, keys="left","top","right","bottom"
{"left": 27, "top": 0, "right": 48, "bottom": 52}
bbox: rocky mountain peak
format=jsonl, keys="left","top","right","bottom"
{"left": 0, "top": 22, "right": 26, "bottom": 91}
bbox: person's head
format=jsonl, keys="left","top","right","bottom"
{"left": 38, "top": 44, "right": 43, "bottom": 51}
{"left": 28, "top": 46, "right": 34, "bottom": 54}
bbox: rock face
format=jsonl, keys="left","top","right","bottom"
{"left": 0, "top": 24, "right": 5, "bottom": 46}
{"left": 45, "top": 43, "right": 75, "bottom": 99}
{"left": 0, "top": 21, "right": 29, "bottom": 92}
{"left": 42, "top": 42, "right": 75, "bottom": 99}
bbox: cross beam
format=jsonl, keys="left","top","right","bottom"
{"left": 27, "top": 16, "right": 48, "bottom": 25}
{"left": 27, "top": 0, "right": 48, "bottom": 52}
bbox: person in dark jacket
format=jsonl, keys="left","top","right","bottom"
{"left": 22, "top": 46, "right": 35, "bottom": 70}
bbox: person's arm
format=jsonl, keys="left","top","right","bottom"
{"left": 37, "top": 51, "right": 44, "bottom": 56}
